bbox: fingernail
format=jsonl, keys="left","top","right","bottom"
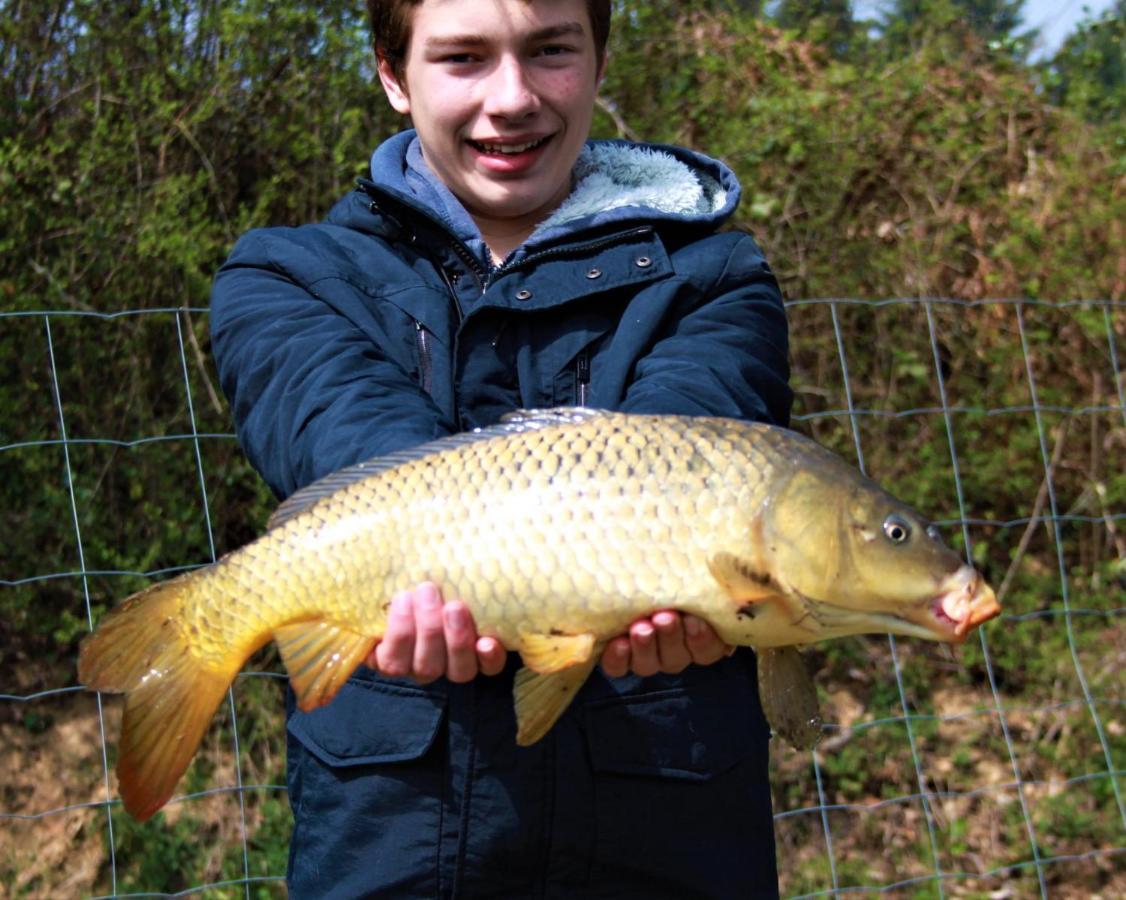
{"left": 447, "top": 604, "right": 469, "bottom": 631}
{"left": 684, "top": 616, "right": 701, "bottom": 637}
{"left": 418, "top": 587, "right": 441, "bottom": 610}
{"left": 390, "top": 594, "right": 411, "bottom": 616}
{"left": 635, "top": 624, "right": 653, "bottom": 641}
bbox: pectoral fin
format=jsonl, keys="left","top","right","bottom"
{"left": 275, "top": 620, "right": 377, "bottom": 711}
{"left": 708, "top": 551, "right": 782, "bottom": 603}
{"left": 513, "top": 657, "right": 599, "bottom": 746}
{"left": 756, "top": 646, "right": 823, "bottom": 750}
{"left": 517, "top": 630, "right": 597, "bottom": 674}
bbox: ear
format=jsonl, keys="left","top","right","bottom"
{"left": 595, "top": 50, "right": 609, "bottom": 87}
{"left": 377, "top": 54, "right": 412, "bottom": 115}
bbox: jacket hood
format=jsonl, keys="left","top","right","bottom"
{"left": 337, "top": 130, "right": 742, "bottom": 255}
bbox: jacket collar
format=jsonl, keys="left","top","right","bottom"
{"left": 335, "top": 130, "right": 742, "bottom": 255}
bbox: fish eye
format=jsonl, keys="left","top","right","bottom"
{"left": 883, "top": 515, "right": 911, "bottom": 544}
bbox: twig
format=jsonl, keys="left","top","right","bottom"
{"left": 171, "top": 117, "right": 232, "bottom": 237}
{"left": 1093, "top": 481, "right": 1126, "bottom": 560}
{"left": 995, "top": 418, "right": 1070, "bottom": 606}
{"left": 595, "top": 95, "right": 639, "bottom": 142}
{"left": 28, "top": 260, "right": 92, "bottom": 311}
{"left": 181, "top": 310, "right": 224, "bottom": 416}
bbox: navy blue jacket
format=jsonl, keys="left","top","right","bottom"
{"left": 211, "top": 132, "right": 790, "bottom": 898}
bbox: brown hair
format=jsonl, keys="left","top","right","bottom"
{"left": 367, "top": 0, "right": 611, "bottom": 84}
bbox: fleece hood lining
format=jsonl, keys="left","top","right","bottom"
{"left": 532, "top": 143, "right": 728, "bottom": 237}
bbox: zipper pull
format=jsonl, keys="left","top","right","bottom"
{"left": 576, "top": 351, "right": 591, "bottom": 407}
{"left": 415, "top": 321, "right": 433, "bottom": 395}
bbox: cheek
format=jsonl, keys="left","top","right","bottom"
{"left": 541, "top": 70, "right": 595, "bottom": 107}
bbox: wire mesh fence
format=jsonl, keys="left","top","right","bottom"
{"left": 1, "top": 298, "right": 1123, "bottom": 898}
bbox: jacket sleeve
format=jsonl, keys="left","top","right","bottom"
{"left": 210, "top": 229, "right": 454, "bottom": 499}
{"left": 618, "top": 233, "right": 792, "bottom": 426}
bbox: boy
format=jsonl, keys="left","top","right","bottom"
{"left": 211, "top": 1, "right": 790, "bottom": 895}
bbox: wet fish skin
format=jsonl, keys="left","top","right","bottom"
{"left": 78, "top": 408, "right": 999, "bottom": 821}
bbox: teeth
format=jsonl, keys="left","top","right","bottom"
{"left": 474, "top": 138, "right": 544, "bottom": 154}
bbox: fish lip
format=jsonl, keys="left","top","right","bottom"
{"left": 926, "top": 566, "right": 1001, "bottom": 642}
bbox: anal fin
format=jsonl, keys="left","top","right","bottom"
{"left": 513, "top": 657, "right": 599, "bottom": 746}
{"left": 275, "top": 620, "right": 376, "bottom": 711}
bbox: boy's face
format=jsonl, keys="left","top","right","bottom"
{"left": 379, "top": 0, "right": 603, "bottom": 235}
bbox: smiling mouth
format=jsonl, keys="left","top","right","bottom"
{"left": 467, "top": 136, "right": 552, "bottom": 155}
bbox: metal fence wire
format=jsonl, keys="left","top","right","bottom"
{"left": 1, "top": 298, "right": 1123, "bottom": 898}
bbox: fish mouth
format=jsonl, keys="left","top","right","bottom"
{"left": 918, "top": 565, "right": 1001, "bottom": 642}
{"left": 798, "top": 566, "right": 1001, "bottom": 644}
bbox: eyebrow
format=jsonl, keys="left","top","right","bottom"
{"left": 423, "top": 22, "right": 587, "bottom": 50}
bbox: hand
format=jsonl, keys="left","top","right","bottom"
{"left": 366, "top": 582, "right": 508, "bottom": 684}
{"left": 599, "top": 611, "right": 733, "bottom": 678}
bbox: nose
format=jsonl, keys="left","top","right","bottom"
{"left": 482, "top": 55, "right": 539, "bottom": 120}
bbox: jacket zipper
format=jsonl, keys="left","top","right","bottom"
{"left": 448, "top": 240, "right": 486, "bottom": 295}
{"left": 414, "top": 321, "right": 433, "bottom": 395}
{"left": 576, "top": 351, "right": 591, "bottom": 407}
{"left": 359, "top": 181, "right": 654, "bottom": 293}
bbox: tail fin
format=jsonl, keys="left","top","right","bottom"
{"left": 79, "top": 578, "right": 239, "bottom": 821}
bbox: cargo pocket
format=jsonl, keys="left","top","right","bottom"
{"left": 285, "top": 674, "right": 448, "bottom": 899}
{"left": 580, "top": 663, "right": 778, "bottom": 897}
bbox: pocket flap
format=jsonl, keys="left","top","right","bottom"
{"left": 287, "top": 675, "right": 447, "bottom": 768}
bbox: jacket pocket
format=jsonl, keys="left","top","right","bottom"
{"left": 582, "top": 675, "right": 762, "bottom": 781}
{"left": 580, "top": 665, "right": 778, "bottom": 895}
{"left": 285, "top": 676, "right": 449, "bottom": 899}
{"left": 287, "top": 673, "right": 446, "bottom": 766}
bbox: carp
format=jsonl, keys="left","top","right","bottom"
{"left": 78, "top": 408, "right": 999, "bottom": 821}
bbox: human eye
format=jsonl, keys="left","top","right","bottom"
{"left": 437, "top": 51, "right": 479, "bottom": 65}
{"left": 534, "top": 43, "right": 577, "bottom": 63}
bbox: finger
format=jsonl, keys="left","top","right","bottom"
{"left": 443, "top": 601, "right": 478, "bottom": 683}
{"left": 628, "top": 620, "right": 660, "bottom": 678}
{"left": 410, "top": 582, "right": 447, "bottom": 683}
{"left": 683, "top": 615, "right": 733, "bottom": 666}
{"left": 475, "top": 636, "right": 508, "bottom": 676}
{"left": 600, "top": 635, "right": 631, "bottom": 678}
{"left": 375, "top": 591, "right": 416, "bottom": 678}
{"left": 651, "top": 610, "right": 691, "bottom": 674}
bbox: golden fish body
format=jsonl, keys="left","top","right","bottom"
{"left": 194, "top": 411, "right": 804, "bottom": 653}
{"left": 79, "top": 408, "right": 999, "bottom": 821}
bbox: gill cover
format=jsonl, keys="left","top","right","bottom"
{"left": 840, "top": 484, "right": 964, "bottom": 608}
{"left": 764, "top": 465, "right": 962, "bottom": 613}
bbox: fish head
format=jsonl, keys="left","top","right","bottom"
{"left": 764, "top": 466, "right": 1000, "bottom": 644}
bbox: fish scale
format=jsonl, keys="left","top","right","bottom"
{"left": 78, "top": 408, "right": 999, "bottom": 821}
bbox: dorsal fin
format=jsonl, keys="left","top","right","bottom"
{"left": 266, "top": 407, "right": 609, "bottom": 531}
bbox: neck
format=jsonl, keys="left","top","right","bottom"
{"left": 475, "top": 218, "right": 535, "bottom": 264}
{"left": 465, "top": 178, "right": 576, "bottom": 265}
